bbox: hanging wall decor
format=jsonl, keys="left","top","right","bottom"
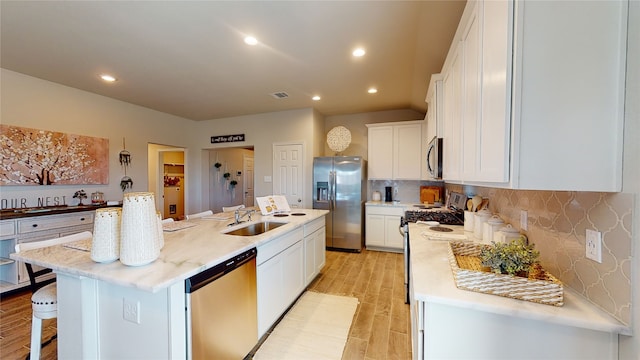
{"left": 326, "top": 125, "right": 352, "bottom": 154}
{"left": 0, "top": 124, "right": 109, "bottom": 185}
{"left": 120, "top": 137, "right": 133, "bottom": 192}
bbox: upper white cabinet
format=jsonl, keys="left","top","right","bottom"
{"left": 367, "top": 121, "right": 423, "bottom": 180}
{"left": 440, "top": 0, "right": 627, "bottom": 191}
{"left": 442, "top": 42, "right": 463, "bottom": 182}
{"left": 423, "top": 74, "right": 444, "bottom": 180}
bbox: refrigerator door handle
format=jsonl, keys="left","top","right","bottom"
{"left": 329, "top": 171, "right": 336, "bottom": 210}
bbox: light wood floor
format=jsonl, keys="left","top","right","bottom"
{"left": 309, "top": 249, "right": 411, "bottom": 360}
{"left": 0, "top": 249, "right": 410, "bottom": 360}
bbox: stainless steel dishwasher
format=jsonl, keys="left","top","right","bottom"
{"left": 185, "top": 247, "right": 257, "bottom": 360}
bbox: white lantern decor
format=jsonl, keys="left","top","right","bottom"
{"left": 120, "top": 192, "right": 161, "bottom": 266}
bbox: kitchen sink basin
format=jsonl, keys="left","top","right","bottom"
{"left": 224, "top": 221, "right": 287, "bottom": 236}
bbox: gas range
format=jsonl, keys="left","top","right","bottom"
{"left": 403, "top": 208, "right": 464, "bottom": 225}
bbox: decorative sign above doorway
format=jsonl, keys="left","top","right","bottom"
{"left": 211, "top": 134, "right": 245, "bottom": 144}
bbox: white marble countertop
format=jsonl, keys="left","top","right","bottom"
{"left": 409, "top": 222, "right": 632, "bottom": 336}
{"left": 11, "top": 209, "right": 328, "bottom": 293}
{"left": 365, "top": 201, "right": 413, "bottom": 207}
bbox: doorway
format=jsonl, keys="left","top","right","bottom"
{"left": 272, "top": 142, "right": 304, "bottom": 208}
{"left": 148, "top": 144, "right": 186, "bottom": 220}
{"left": 208, "top": 147, "right": 254, "bottom": 212}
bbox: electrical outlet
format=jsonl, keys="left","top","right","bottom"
{"left": 520, "top": 210, "right": 528, "bottom": 231}
{"left": 586, "top": 229, "right": 602, "bottom": 263}
{"left": 123, "top": 298, "right": 141, "bottom": 324}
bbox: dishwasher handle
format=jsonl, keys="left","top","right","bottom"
{"left": 185, "top": 247, "right": 256, "bottom": 293}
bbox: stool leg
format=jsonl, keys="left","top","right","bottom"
{"left": 30, "top": 315, "right": 42, "bottom": 360}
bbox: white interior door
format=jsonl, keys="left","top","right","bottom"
{"left": 243, "top": 155, "right": 254, "bottom": 207}
{"left": 273, "top": 143, "right": 303, "bottom": 208}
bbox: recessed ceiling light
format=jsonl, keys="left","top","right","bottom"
{"left": 244, "top": 36, "right": 258, "bottom": 45}
{"left": 352, "top": 48, "right": 366, "bottom": 57}
{"left": 312, "top": 95, "right": 321, "bottom": 101}
{"left": 99, "top": 74, "right": 117, "bottom": 82}
{"left": 368, "top": 88, "right": 378, "bottom": 94}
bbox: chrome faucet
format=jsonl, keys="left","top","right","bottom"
{"left": 233, "top": 208, "right": 255, "bottom": 225}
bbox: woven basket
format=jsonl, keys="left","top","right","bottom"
{"left": 447, "top": 241, "right": 564, "bottom": 306}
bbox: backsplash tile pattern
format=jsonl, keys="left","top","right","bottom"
{"left": 447, "top": 184, "right": 633, "bottom": 326}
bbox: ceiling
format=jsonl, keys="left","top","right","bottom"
{"left": 1, "top": 1, "right": 465, "bottom": 121}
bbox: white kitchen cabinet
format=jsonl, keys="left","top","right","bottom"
{"left": 256, "top": 227, "right": 305, "bottom": 338}
{"left": 440, "top": 0, "right": 627, "bottom": 191}
{"left": 367, "top": 121, "right": 423, "bottom": 180}
{"left": 0, "top": 210, "right": 95, "bottom": 293}
{"left": 303, "top": 217, "right": 325, "bottom": 285}
{"left": 423, "top": 74, "right": 443, "bottom": 180}
{"left": 461, "top": 0, "right": 482, "bottom": 181}
{"left": 367, "top": 125, "right": 393, "bottom": 179}
{"left": 441, "top": 42, "right": 463, "bottom": 182}
{"left": 0, "top": 220, "right": 16, "bottom": 285}
{"left": 365, "top": 204, "right": 405, "bottom": 252}
{"left": 509, "top": 0, "right": 627, "bottom": 191}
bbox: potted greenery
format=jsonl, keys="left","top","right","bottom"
{"left": 73, "top": 189, "right": 87, "bottom": 205}
{"left": 229, "top": 180, "right": 238, "bottom": 188}
{"left": 479, "top": 238, "right": 540, "bottom": 277}
{"left": 223, "top": 172, "right": 231, "bottom": 180}
{"left": 214, "top": 162, "right": 222, "bottom": 170}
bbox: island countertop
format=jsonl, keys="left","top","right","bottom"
{"left": 408, "top": 222, "right": 631, "bottom": 336}
{"left": 10, "top": 209, "right": 328, "bottom": 293}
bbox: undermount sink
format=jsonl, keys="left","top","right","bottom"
{"left": 224, "top": 221, "right": 287, "bottom": 236}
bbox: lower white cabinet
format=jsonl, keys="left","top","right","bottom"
{"left": 256, "top": 227, "right": 305, "bottom": 338}
{"left": 303, "top": 217, "right": 326, "bottom": 285}
{"left": 0, "top": 210, "right": 95, "bottom": 294}
{"left": 365, "top": 204, "right": 405, "bottom": 252}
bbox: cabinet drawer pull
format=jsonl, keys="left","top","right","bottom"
{"left": 32, "top": 224, "right": 38, "bottom": 228}
{"left": 80, "top": 217, "right": 85, "bottom": 221}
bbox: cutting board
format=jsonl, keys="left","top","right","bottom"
{"left": 420, "top": 186, "right": 442, "bottom": 204}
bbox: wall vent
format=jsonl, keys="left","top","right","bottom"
{"left": 270, "top": 91, "right": 289, "bottom": 99}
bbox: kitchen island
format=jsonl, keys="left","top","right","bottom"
{"left": 408, "top": 222, "right": 630, "bottom": 360}
{"left": 10, "top": 209, "right": 328, "bottom": 359}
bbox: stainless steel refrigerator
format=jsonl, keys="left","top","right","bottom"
{"left": 312, "top": 156, "right": 366, "bottom": 252}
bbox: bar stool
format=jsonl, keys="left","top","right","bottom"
{"left": 14, "top": 231, "right": 93, "bottom": 360}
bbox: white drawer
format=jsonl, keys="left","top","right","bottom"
{"left": 303, "top": 217, "right": 325, "bottom": 237}
{"left": 18, "top": 212, "right": 94, "bottom": 235}
{"left": 257, "top": 227, "right": 303, "bottom": 265}
{"left": 365, "top": 205, "right": 405, "bottom": 216}
{"left": 0, "top": 220, "right": 15, "bottom": 237}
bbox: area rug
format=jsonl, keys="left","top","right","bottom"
{"left": 253, "top": 291, "right": 359, "bottom": 360}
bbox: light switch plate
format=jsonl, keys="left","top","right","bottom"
{"left": 586, "top": 229, "right": 602, "bottom": 263}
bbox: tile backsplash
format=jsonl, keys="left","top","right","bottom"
{"left": 447, "top": 184, "right": 633, "bottom": 326}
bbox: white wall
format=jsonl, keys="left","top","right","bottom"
{"left": 189, "top": 108, "right": 323, "bottom": 210}
{"left": 0, "top": 69, "right": 194, "bottom": 208}
{"left": 323, "top": 109, "right": 424, "bottom": 158}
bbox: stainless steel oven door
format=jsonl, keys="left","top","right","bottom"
{"left": 426, "top": 137, "right": 443, "bottom": 180}
{"left": 400, "top": 218, "right": 410, "bottom": 304}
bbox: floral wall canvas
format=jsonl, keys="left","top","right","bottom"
{"left": 0, "top": 125, "right": 109, "bottom": 185}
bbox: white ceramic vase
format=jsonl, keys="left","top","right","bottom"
{"left": 120, "top": 192, "right": 161, "bottom": 266}
{"left": 91, "top": 207, "right": 122, "bottom": 263}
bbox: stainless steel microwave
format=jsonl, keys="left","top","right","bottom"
{"left": 426, "top": 136, "right": 443, "bottom": 179}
